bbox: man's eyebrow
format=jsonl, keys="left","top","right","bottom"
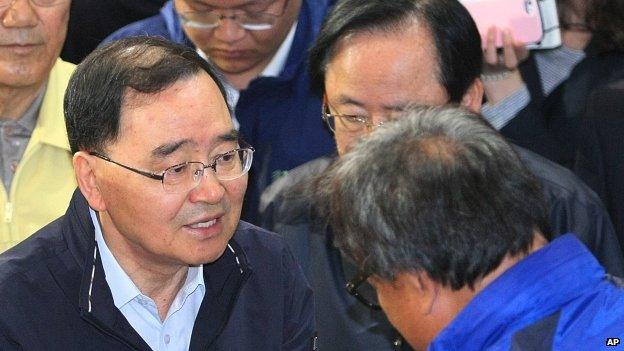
{"left": 334, "top": 95, "right": 408, "bottom": 111}
{"left": 151, "top": 139, "right": 193, "bottom": 158}
{"left": 382, "top": 102, "right": 411, "bottom": 112}
{"left": 335, "top": 95, "right": 365, "bottom": 107}
{"left": 218, "top": 129, "right": 240, "bottom": 143}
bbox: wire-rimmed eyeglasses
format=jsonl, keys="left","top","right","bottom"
{"left": 346, "top": 271, "right": 381, "bottom": 311}
{"left": 90, "top": 147, "right": 254, "bottom": 194}
{"left": 322, "top": 98, "right": 384, "bottom": 134}
{"left": 178, "top": 0, "right": 290, "bottom": 31}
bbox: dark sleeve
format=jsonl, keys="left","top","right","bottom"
{"left": 499, "top": 55, "right": 568, "bottom": 165}
{"left": 281, "top": 245, "right": 316, "bottom": 351}
{"left": 549, "top": 191, "right": 624, "bottom": 276}
{"left": 0, "top": 287, "right": 24, "bottom": 351}
{"left": 0, "top": 335, "right": 22, "bottom": 351}
{"left": 500, "top": 102, "right": 565, "bottom": 165}
{"left": 574, "top": 82, "right": 624, "bottom": 255}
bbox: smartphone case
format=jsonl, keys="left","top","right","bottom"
{"left": 460, "top": 0, "right": 544, "bottom": 48}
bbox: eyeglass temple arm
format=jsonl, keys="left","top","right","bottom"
{"left": 89, "top": 152, "right": 164, "bottom": 181}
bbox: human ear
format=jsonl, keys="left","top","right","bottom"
{"left": 460, "top": 79, "right": 485, "bottom": 114}
{"left": 73, "top": 151, "right": 107, "bottom": 212}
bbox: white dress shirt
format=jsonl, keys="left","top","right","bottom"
{"left": 91, "top": 209, "right": 205, "bottom": 351}
{"left": 198, "top": 21, "right": 299, "bottom": 129}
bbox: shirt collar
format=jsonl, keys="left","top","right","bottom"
{"left": 261, "top": 21, "right": 298, "bottom": 78}
{"left": 197, "top": 21, "right": 298, "bottom": 80}
{"left": 89, "top": 208, "right": 205, "bottom": 309}
{"left": 1, "top": 86, "right": 46, "bottom": 134}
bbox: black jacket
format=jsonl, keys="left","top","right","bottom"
{"left": 501, "top": 43, "right": 624, "bottom": 169}
{"left": 0, "top": 190, "right": 315, "bottom": 350}
{"left": 259, "top": 148, "right": 624, "bottom": 351}
{"left": 575, "top": 78, "right": 624, "bottom": 253}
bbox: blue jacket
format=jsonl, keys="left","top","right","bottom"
{"left": 104, "top": 0, "right": 336, "bottom": 223}
{"left": 0, "top": 190, "right": 315, "bottom": 350}
{"left": 430, "top": 234, "right": 624, "bottom": 351}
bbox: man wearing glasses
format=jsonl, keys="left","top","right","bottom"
{"left": 0, "top": 0, "right": 76, "bottom": 250}
{"left": 260, "top": 0, "right": 624, "bottom": 350}
{"left": 0, "top": 37, "right": 315, "bottom": 350}
{"left": 318, "top": 106, "right": 624, "bottom": 350}
{"left": 104, "top": 0, "right": 337, "bottom": 223}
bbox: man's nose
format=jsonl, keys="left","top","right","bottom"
{"left": 188, "top": 170, "right": 226, "bottom": 205}
{"left": 212, "top": 15, "right": 247, "bottom": 43}
{"left": 2, "top": 0, "right": 39, "bottom": 28}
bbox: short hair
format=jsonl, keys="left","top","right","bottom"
{"left": 318, "top": 106, "right": 551, "bottom": 289}
{"left": 585, "top": 0, "right": 624, "bottom": 52}
{"left": 309, "top": 0, "right": 482, "bottom": 102}
{"left": 64, "top": 36, "right": 229, "bottom": 154}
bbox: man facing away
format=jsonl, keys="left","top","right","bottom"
{"left": 0, "top": 37, "right": 314, "bottom": 350}
{"left": 260, "top": 0, "right": 624, "bottom": 349}
{"left": 104, "top": 0, "right": 337, "bottom": 223}
{"left": 0, "top": 0, "right": 76, "bottom": 250}
{"left": 318, "top": 105, "right": 624, "bottom": 350}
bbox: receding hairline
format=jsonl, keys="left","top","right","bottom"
{"left": 121, "top": 70, "right": 224, "bottom": 111}
{"left": 323, "top": 18, "right": 443, "bottom": 89}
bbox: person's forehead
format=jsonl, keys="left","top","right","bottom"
{"left": 116, "top": 73, "right": 232, "bottom": 151}
{"left": 326, "top": 25, "right": 443, "bottom": 98}
{"left": 333, "top": 24, "right": 436, "bottom": 65}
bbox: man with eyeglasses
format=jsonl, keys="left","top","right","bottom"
{"left": 318, "top": 105, "right": 624, "bottom": 350}
{"left": 0, "top": 37, "right": 315, "bottom": 350}
{"left": 0, "top": 0, "right": 76, "bottom": 250}
{"left": 260, "top": 0, "right": 624, "bottom": 350}
{"left": 103, "top": 0, "right": 337, "bottom": 224}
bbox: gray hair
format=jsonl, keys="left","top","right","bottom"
{"left": 318, "top": 106, "right": 549, "bottom": 289}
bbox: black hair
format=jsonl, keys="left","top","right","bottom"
{"left": 308, "top": 0, "right": 482, "bottom": 102}
{"left": 318, "top": 106, "right": 551, "bottom": 289}
{"left": 64, "top": 36, "right": 229, "bottom": 154}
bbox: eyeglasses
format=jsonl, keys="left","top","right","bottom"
{"left": 178, "top": 0, "right": 289, "bottom": 31}
{"left": 0, "top": 0, "right": 67, "bottom": 7}
{"left": 322, "top": 99, "right": 385, "bottom": 134}
{"left": 90, "top": 147, "right": 254, "bottom": 194}
{"left": 346, "top": 271, "right": 381, "bottom": 311}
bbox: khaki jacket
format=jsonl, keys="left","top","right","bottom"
{"left": 0, "top": 59, "right": 76, "bottom": 251}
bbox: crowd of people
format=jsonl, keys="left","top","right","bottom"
{"left": 0, "top": 0, "right": 623, "bottom": 350}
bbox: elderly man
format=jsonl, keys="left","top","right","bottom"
{"left": 0, "top": 0, "right": 75, "bottom": 249}
{"left": 104, "top": 0, "right": 336, "bottom": 223}
{"left": 319, "top": 106, "right": 624, "bottom": 350}
{"left": 0, "top": 37, "right": 314, "bottom": 350}
{"left": 260, "top": 0, "right": 624, "bottom": 349}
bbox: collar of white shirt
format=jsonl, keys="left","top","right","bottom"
{"left": 89, "top": 208, "right": 205, "bottom": 310}
{"left": 197, "top": 21, "right": 299, "bottom": 112}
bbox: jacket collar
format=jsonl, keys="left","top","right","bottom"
{"left": 61, "top": 189, "right": 253, "bottom": 350}
{"left": 29, "top": 59, "right": 73, "bottom": 152}
{"left": 429, "top": 234, "right": 605, "bottom": 351}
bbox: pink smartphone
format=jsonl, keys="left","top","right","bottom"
{"left": 460, "top": 0, "right": 544, "bottom": 48}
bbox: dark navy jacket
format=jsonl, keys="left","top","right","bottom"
{"left": 0, "top": 190, "right": 315, "bottom": 350}
{"left": 259, "top": 147, "right": 624, "bottom": 351}
{"left": 103, "top": 0, "right": 336, "bottom": 224}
